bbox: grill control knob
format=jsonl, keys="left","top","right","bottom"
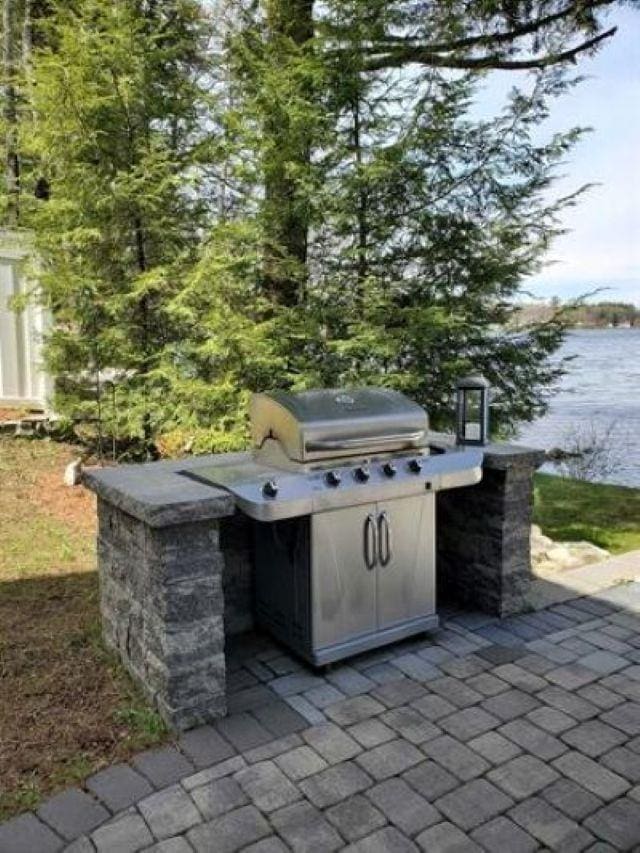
{"left": 354, "top": 466, "right": 370, "bottom": 483}
{"left": 408, "top": 458, "right": 423, "bottom": 474}
{"left": 326, "top": 470, "right": 342, "bottom": 487}
{"left": 262, "top": 480, "right": 279, "bottom": 498}
{"left": 382, "top": 462, "right": 397, "bottom": 477}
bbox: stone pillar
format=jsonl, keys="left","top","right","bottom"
{"left": 97, "top": 498, "right": 227, "bottom": 730}
{"left": 436, "top": 445, "right": 546, "bottom": 617}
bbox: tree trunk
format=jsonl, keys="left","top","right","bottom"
{"left": 262, "top": 0, "right": 314, "bottom": 307}
{"left": 2, "top": 0, "right": 21, "bottom": 226}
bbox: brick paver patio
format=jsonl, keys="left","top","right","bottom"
{"left": 3, "top": 580, "right": 640, "bottom": 852}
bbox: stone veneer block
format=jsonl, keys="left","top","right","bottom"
{"left": 437, "top": 444, "right": 545, "bottom": 617}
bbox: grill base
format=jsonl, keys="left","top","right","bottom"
{"left": 254, "top": 494, "right": 438, "bottom": 667}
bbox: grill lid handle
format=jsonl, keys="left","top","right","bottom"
{"left": 306, "top": 430, "right": 426, "bottom": 452}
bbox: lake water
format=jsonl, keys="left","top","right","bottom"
{"left": 516, "top": 328, "right": 640, "bottom": 488}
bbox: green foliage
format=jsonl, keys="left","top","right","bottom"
{"left": 5, "top": 0, "right": 619, "bottom": 452}
{"left": 534, "top": 474, "right": 640, "bottom": 555}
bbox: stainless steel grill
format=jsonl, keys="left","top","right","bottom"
{"left": 189, "top": 388, "right": 482, "bottom": 665}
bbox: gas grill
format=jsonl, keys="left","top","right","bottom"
{"left": 190, "top": 388, "right": 483, "bottom": 665}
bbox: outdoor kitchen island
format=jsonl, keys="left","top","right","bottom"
{"left": 84, "top": 390, "right": 544, "bottom": 731}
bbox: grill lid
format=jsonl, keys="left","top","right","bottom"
{"left": 251, "top": 388, "right": 429, "bottom": 462}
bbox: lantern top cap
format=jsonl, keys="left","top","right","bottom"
{"left": 457, "top": 374, "right": 490, "bottom": 390}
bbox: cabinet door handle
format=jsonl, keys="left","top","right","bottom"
{"left": 364, "top": 513, "right": 378, "bottom": 569}
{"left": 378, "top": 511, "right": 392, "bottom": 566}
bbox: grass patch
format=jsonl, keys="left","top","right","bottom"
{"left": 0, "top": 437, "right": 168, "bottom": 821}
{"left": 534, "top": 473, "right": 640, "bottom": 555}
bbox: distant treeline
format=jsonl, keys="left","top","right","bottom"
{"left": 515, "top": 301, "right": 639, "bottom": 328}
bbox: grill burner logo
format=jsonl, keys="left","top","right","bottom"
{"left": 334, "top": 393, "right": 356, "bottom": 407}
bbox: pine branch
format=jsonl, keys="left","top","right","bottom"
{"left": 364, "top": 27, "right": 616, "bottom": 72}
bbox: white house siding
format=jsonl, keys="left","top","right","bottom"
{"left": 0, "top": 231, "right": 52, "bottom": 410}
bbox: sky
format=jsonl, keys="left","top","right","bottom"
{"left": 483, "top": 5, "right": 640, "bottom": 306}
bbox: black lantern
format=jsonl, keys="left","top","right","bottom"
{"left": 456, "top": 375, "right": 490, "bottom": 446}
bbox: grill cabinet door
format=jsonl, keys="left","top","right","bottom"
{"left": 311, "top": 503, "right": 377, "bottom": 649}
{"left": 376, "top": 494, "right": 435, "bottom": 629}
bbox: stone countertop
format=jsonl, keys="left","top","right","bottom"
{"left": 83, "top": 453, "right": 247, "bottom": 527}
{"left": 83, "top": 439, "right": 546, "bottom": 528}
{"left": 429, "top": 434, "right": 546, "bottom": 471}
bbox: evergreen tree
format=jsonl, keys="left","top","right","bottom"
{"left": 19, "top": 0, "right": 213, "bottom": 454}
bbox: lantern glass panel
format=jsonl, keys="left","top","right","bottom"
{"left": 464, "top": 389, "right": 482, "bottom": 442}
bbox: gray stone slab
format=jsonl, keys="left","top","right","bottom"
{"left": 84, "top": 454, "right": 237, "bottom": 526}
{"left": 355, "top": 739, "right": 423, "bottom": 780}
{"left": 578, "top": 651, "right": 628, "bottom": 675}
{"left": 303, "top": 684, "right": 345, "bottom": 709}
{"left": 477, "top": 644, "right": 527, "bottom": 664}
{"left": 234, "top": 760, "right": 301, "bottom": 813}
{"left": 577, "top": 683, "right": 625, "bottom": 710}
{"left": 415, "top": 821, "right": 482, "bottom": 852}
{"left": 509, "top": 796, "right": 594, "bottom": 851}
{"left": 242, "top": 734, "right": 303, "bottom": 764}
{"left": 348, "top": 718, "right": 396, "bottom": 748}
{"left": 344, "top": 826, "right": 418, "bottom": 852}
{"left": 145, "top": 839, "right": 198, "bottom": 853}
{"left": 302, "top": 722, "right": 362, "bottom": 764}
{"left": 326, "top": 666, "right": 376, "bottom": 696}
{"left": 491, "top": 664, "right": 547, "bottom": 693}
{"left": 284, "top": 695, "right": 327, "bottom": 725}
{"left": 59, "top": 837, "right": 93, "bottom": 853}
{"left": 275, "top": 745, "right": 328, "bottom": 780}
{"left": 540, "top": 778, "right": 603, "bottom": 821}
{"left": 427, "top": 677, "right": 483, "bottom": 709}
{"left": 190, "top": 776, "right": 248, "bottom": 819}
{"left": 269, "top": 673, "right": 326, "bottom": 697}
{"left": 481, "top": 689, "right": 540, "bottom": 722}
{"left": 326, "top": 794, "right": 387, "bottom": 841}
{"left": 179, "top": 725, "right": 236, "bottom": 768}
{"left": 421, "top": 735, "right": 490, "bottom": 782}
{"left": 215, "top": 713, "right": 274, "bottom": 751}
{"left": 402, "top": 760, "right": 459, "bottom": 801}
{"left": 251, "top": 701, "right": 308, "bottom": 737}
{"left": 325, "top": 695, "right": 385, "bottom": 727}
{"left": 37, "top": 789, "right": 109, "bottom": 841}
{"left": 86, "top": 763, "right": 153, "bottom": 811}
{"left": 552, "top": 751, "right": 630, "bottom": 801}
{"left": 601, "top": 746, "right": 640, "bottom": 783}
{"left": 545, "top": 664, "right": 600, "bottom": 690}
{"left": 132, "top": 746, "right": 194, "bottom": 788}
{"left": 381, "top": 707, "right": 441, "bottom": 744}
{"left": 464, "top": 673, "right": 509, "bottom": 698}
{"left": 187, "top": 804, "right": 271, "bottom": 853}
{"left": 439, "top": 707, "right": 499, "bottom": 742}
{"left": 411, "top": 693, "right": 457, "bottom": 721}
{"left": 467, "top": 731, "right": 522, "bottom": 765}
{"left": 0, "top": 812, "right": 63, "bottom": 853}
{"left": 299, "top": 760, "right": 372, "bottom": 808}
{"left": 525, "top": 705, "right": 575, "bottom": 735}
{"left": 537, "top": 687, "right": 599, "bottom": 721}
{"left": 271, "top": 800, "right": 343, "bottom": 852}
{"left": 138, "top": 784, "right": 201, "bottom": 839}
{"left": 499, "top": 718, "right": 568, "bottom": 760}
{"left": 561, "top": 719, "right": 626, "bottom": 758}
{"left": 182, "top": 755, "right": 247, "bottom": 791}
{"left": 91, "top": 812, "right": 153, "bottom": 853}
{"left": 470, "top": 816, "right": 538, "bottom": 853}
{"left": 227, "top": 686, "right": 277, "bottom": 714}
{"left": 392, "top": 653, "right": 441, "bottom": 682}
{"left": 370, "top": 678, "right": 426, "bottom": 708}
{"left": 584, "top": 797, "right": 640, "bottom": 849}
{"left": 243, "top": 838, "right": 289, "bottom": 853}
{"left": 367, "top": 778, "right": 440, "bottom": 836}
{"left": 488, "top": 754, "right": 559, "bottom": 800}
{"left": 438, "top": 655, "right": 489, "bottom": 680}
{"left": 435, "top": 778, "right": 514, "bottom": 831}
{"left": 601, "top": 701, "right": 640, "bottom": 735}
